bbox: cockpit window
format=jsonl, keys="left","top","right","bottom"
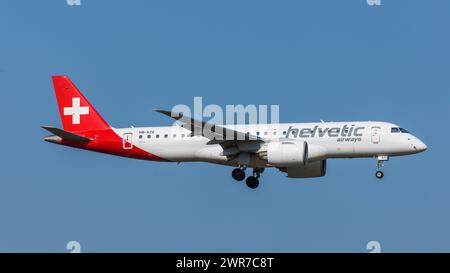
{"left": 392, "top": 127, "right": 410, "bottom": 133}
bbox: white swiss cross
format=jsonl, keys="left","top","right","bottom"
{"left": 64, "top": 97, "right": 89, "bottom": 125}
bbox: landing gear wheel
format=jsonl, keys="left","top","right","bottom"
{"left": 375, "top": 171, "right": 384, "bottom": 179}
{"left": 375, "top": 156, "right": 388, "bottom": 180}
{"left": 246, "top": 176, "right": 259, "bottom": 189}
{"left": 232, "top": 168, "right": 246, "bottom": 181}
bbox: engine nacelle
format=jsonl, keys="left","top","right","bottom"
{"left": 266, "top": 141, "right": 307, "bottom": 167}
{"left": 307, "top": 144, "right": 328, "bottom": 162}
{"left": 281, "top": 160, "right": 327, "bottom": 178}
{"left": 257, "top": 141, "right": 328, "bottom": 167}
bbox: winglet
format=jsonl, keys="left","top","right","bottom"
{"left": 153, "top": 109, "right": 183, "bottom": 119}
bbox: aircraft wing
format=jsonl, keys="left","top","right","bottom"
{"left": 154, "top": 109, "right": 263, "bottom": 143}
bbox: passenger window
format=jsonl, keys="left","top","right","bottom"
{"left": 147, "top": 135, "right": 151, "bottom": 139}
{"left": 173, "top": 134, "right": 176, "bottom": 138}
{"left": 156, "top": 135, "right": 160, "bottom": 138}
{"left": 391, "top": 128, "right": 400, "bottom": 133}
{"left": 283, "top": 131, "right": 286, "bottom": 135}
{"left": 139, "top": 135, "right": 143, "bottom": 139}
{"left": 181, "top": 134, "right": 185, "bottom": 138}
{"left": 164, "top": 134, "right": 168, "bottom": 138}
{"left": 264, "top": 132, "right": 268, "bottom": 136}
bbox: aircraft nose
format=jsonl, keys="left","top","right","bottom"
{"left": 413, "top": 139, "right": 427, "bottom": 153}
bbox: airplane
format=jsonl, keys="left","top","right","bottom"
{"left": 42, "top": 76, "right": 427, "bottom": 189}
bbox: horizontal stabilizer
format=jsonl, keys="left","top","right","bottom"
{"left": 41, "top": 126, "right": 93, "bottom": 143}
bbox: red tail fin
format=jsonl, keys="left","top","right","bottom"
{"left": 52, "top": 75, "right": 110, "bottom": 132}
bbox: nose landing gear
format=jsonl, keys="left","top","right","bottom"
{"left": 375, "top": 155, "right": 388, "bottom": 179}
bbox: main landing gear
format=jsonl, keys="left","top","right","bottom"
{"left": 231, "top": 167, "right": 264, "bottom": 189}
{"left": 231, "top": 167, "right": 246, "bottom": 181}
{"left": 375, "top": 155, "right": 389, "bottom": 180}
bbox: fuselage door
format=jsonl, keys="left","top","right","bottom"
{"left": 123, "top": 133, "right": 133, "bottom": 149}
{"left": 371, "top": 127, "right": 381, "bottom": 144}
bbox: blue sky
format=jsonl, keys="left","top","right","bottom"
{"left": 0, "top": 0, "right": 449, "bottom": 252}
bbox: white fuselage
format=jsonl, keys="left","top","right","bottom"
{"left": 112, "top": 121, "right": 427, "bottom": 168}
{"left": 45, "top": 76, "right": 428, "bottom": 183}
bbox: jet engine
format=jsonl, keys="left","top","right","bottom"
{"left": 257, "top": 141, "right": 327, "bottom": 167}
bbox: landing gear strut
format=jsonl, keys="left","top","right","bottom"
{"left": 375, "top": 156, "right": 388, "bottom": 179}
